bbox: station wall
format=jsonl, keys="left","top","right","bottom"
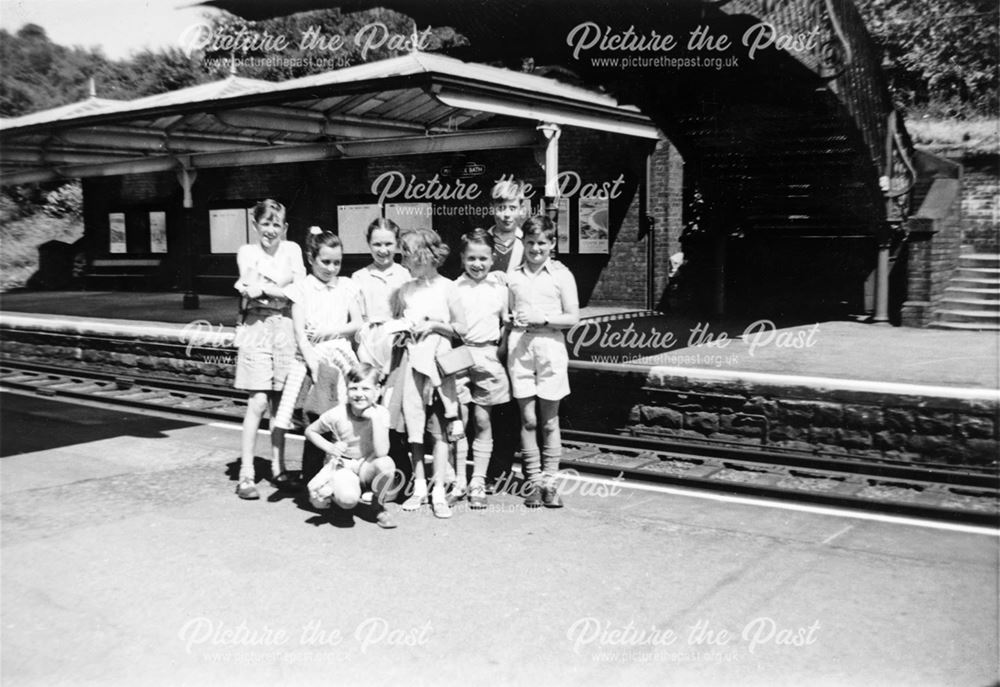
{"left": 81, "top": 126, "right": 681, "bottom": 309}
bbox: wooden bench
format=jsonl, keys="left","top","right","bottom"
{"left": 84, "top": 258, "right": 164, "bottom": 290}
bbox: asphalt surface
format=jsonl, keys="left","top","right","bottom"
{"left": 1, "top": 391, "right": 997, "bottom": 687}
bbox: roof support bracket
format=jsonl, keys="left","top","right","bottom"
{"left": 175, "top": 162, "right": 197, "bottom": 209}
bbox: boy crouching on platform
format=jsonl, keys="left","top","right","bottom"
{"left": 506, "top": 215, "right": 579, "bottom": 508}
{"left": 305, "top": 364, "right": 400, "bottom": 529}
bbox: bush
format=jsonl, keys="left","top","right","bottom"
{"left": 43, "top": 182, "right": 82, "bottom": 219}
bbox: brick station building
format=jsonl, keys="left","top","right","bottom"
{"left": 0, "top": 52, "right": 681, "bottom": 311}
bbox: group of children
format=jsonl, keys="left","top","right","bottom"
{"left": 232, "top": 181, "right": 580, "bottom": 528}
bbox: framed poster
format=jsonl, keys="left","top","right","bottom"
{"left": 209, "top": 208, "right": 248, "bottom": 254}
{"left": 578, "top": 195, "right": 609, "bottom": 254}
{"left": 109, "top": 212, "right": 127, "bottom": 253}
{"left": 337, "top": 204, "right": 381, "bottom": 254}
{"left": 385, "top": 203, "right": 433, "bottom": 234}
{"left": 149, "top": 211, "right": 167, "bottom": 253}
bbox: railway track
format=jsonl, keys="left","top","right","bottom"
{"left": 2, "top": 358, "right": 997, "bottom": 527}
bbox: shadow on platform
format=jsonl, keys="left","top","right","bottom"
{"left": 0, "top": 392, "right": 195, "bottom": 457}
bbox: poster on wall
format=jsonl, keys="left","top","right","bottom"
{"left": 578, "top": 195, "right": 609, "bottom": 254}
{"left": 557, "top": 196, "right": 571, "bottom": 254}
{"left": 337, "top": 204, "right": 381, "bottom": 254}
{"left": 209, "top": 208, "right": 248, "bottom": 253}
{"left": 149, "top": 211, "right": 167, "bottom": 253}
{"left": 108, "top": 212, "right": 127, "bottom": 253}
{"left": 385, "top": 203, "right": 433, "bottom": 235}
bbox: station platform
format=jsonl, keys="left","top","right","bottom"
{"left": 1, "top": 289, "right": 997, "bottom": 390}
{"left": 2, "top": 289, "right": 998, "bottom": 466}
{"left": 2, "top": 391, "right": 997, "bottom": 687}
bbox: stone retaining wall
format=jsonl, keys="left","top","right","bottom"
{"left": 0, "top": 318, "right": 235, "bottom": 387}
{"left": 563, "top": 364, "right": 999, "bottom": 467}
{"left": 2, "top": 318, "right": 997, "bottom": 467}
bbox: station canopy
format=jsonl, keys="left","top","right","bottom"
{"left": 0, "top": 51, "right": 659, "bottom": 187}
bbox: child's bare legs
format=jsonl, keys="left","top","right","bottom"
{"left": 237, "top": 391, "right": 273, "bottom": 499}
{"left": 517, "top": 396, "right": 542, "bottom": 486}
{"left": 363, "top": 457, "right": 400, "bottom": 503}
{"left": 538, "top": 398, "right": 563, "bottom": 505}
{"left": 452, "top": 403, "right": 471, "bottom": 497}
{"left": 518, "top": 397, "right": 562, "bottom": 506}
{"left": 240, "top": 391, "right": 269, "bottom": 480}
{"left": 267, "top": 392, "right": 288, "bottom": 478}
{"left": 468, "top": 404, "right": 493, "bottom": 506}
{"left": 429, "top": 435, "right": 452, "bottom": 517}
{"left": 431, "top": 436, "right": 450, "bottom": 495}
{"left": 402, "top": 442, "right": 429, "bottom": 510}
{"left": 361, "top": 457, "right": 399, "bottom": 528}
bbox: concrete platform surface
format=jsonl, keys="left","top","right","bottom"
{"left": 2, "top": 391, "right": 997, "bottom": 687}
{"left": 0, "top": 290, "right": 636, "bottom": 327}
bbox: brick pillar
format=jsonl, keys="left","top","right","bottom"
{"left": 648, "top": 139, "right": 683, "bottom": 310}
{"left": 901, "top": 177, "right": 963, "bottom": 327}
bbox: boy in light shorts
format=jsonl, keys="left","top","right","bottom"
{"left": 447, "top": 228, "right": 511, "bottom": 509}
{"left": 506, "top": 215, "right": 579, "bottom": 508}
{"left": 305, "top": 364, "right": 400, "bottom": 529}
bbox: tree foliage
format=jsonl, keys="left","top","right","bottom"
{"left": 0, "top": 11, "right": 467, "bottom": 215}
{"left": 0, "top": 10, "right": 466, "bottom": 118}
{"left": 856, "top": 0, "right": 998, "bottom": 115}
{"left": 0, "top": 24, "right": 209, "bottom": 116}
{"left": 197, "top": 8, "right": 466, "bottom": 80}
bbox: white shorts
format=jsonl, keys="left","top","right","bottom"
{"left": 506, "top": 329, "right": 570, "bottom": 401}
{"left": 465, "top": 344, "right": 511, "bottom": 407}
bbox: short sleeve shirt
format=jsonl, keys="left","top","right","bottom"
{"left": 395, "top": 274, "right": 453, "bottom": 323}
{"left": 283, "top": 274, "right": 357, "bottom": 335}
{"left": 351, "top": 263, "right": 411, "bottom": 324}
{"left": 314, "top": 404, "right": 389, "bottom": 461}
{"left": 237, "top": 241, "right": 304, "bottom": 287}
{"left": 507, "top": 259, "right": 579, "bottom": 320}
{"left": 236, "top": 241, "right": 305, "bottom": 308}
{"left": 448, "top": 272, "right": 508, "bottom": 344}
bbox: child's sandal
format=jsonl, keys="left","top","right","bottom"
{"left": 446, "top": 485, "right": 468, "bottom": 506}
{"left": 401, "top": 493, "right": 428, "bottom": 511}
{"left": 236, "top": 478, "right": 260, "bottom": 500}
{"left": 431, "top": 494, "right": 452, "bottom": 519}
{"left": 469, "top": 485, "right": 488, "bottom": 510}
{"left": 271, "top": 472, "right": 301, "bottom": 492}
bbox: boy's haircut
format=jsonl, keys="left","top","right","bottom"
{"left": 399, "top": 228, "right": 450, "bottom": 267}
{"left": 346, "top": 362, "right": 382, "bottom": 386}
{"left": 521, "top": 214, "right": 557, "bottom": 243}
{"left": 460, "top": 227, "right": 495, "bottom": 253}
{"left": 491, "top": 179, "right": 526, "bottom": 203}
{"left": 366, "top": 217, "right": 401, "bottom": 243}
{"left": 251, "top": 198, "right": 285, "bottom": 224}
{"left": 305, "top": 226, "right": 342, "bottom": 261}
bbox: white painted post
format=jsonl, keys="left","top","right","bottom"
{"left": 176, "top": 163, "right": 199, "bottom": 309}
{"left": 537, "top": 122, "right": 561, "bottom": 220}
